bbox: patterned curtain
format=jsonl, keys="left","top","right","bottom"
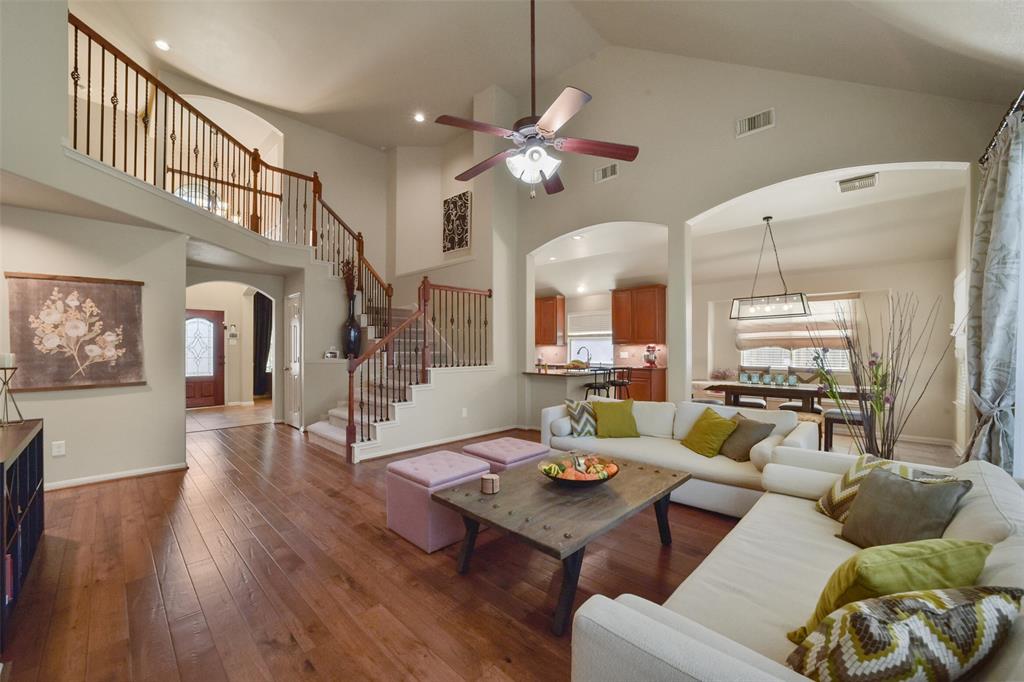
{"left": 966, "top": 111, "right": 1023, "bottom": 474}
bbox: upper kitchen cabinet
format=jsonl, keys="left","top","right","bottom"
{"left": 535, "top": 295, "right": 566, "bottom": 346}
{"left": 611, "top": 285, "right": 666, "bottom": 345}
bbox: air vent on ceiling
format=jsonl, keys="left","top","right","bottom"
{"left": 735, "top": 108, "right": 775, "bottom": 138}
{"left": 593, "top": 162, "right": 619, "bottom": 184}
{"left": 837, "top": 173, "right": 878, "bottom": 193}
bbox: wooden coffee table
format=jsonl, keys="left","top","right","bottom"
{"left": 432, "top": 456, "right": 691, "bottom": 635}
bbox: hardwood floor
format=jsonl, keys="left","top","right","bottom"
{"left": 185, "top": 399, "right": 274, "bottom": 433}
{"left": 5, "top": 426, "right": 737, "bottom": 681}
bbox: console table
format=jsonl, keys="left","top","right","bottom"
{"left": 0, "top": 419, "right": 44, "bottom": 652}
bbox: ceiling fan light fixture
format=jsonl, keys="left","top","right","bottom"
{"left": 506, "top": 145, "right": 560, "bottom": 185}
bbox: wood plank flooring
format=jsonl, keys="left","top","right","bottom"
{"left": 4, "top": 426, "right": 737, "bottom": 681}
{"left": 185, "top": 399, "right": 274, "bottom": 434}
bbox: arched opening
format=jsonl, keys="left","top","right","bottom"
{"left": 684, "top": 161, "right": 971, "bottom": 461}
{"left": 184, "top": 280, "right": 277, "bottom": 432}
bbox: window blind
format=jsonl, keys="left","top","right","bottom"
{"left": 567, "top": 311, "right": 612, "bottom": 337}
{"left": 735, "top": 294, "right": 857, "bottom": 351}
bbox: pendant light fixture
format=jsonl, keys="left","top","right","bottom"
{"left": 729, "top": 216, "right": 810, "bottom": 320}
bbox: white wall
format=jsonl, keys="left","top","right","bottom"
{"left": 0, "top": 205, "right": 187, "bottom": 486}
{"left": 695, "top": 257, "right": 958, "bottom": 441}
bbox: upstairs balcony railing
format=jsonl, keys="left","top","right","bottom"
{"left": 66, "top": 13, "right": 388, "bottom": 312}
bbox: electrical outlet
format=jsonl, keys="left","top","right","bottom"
{"left": 51, "top": 440, "right": 67, "bottom": 457}
{"left": 461, "top": 407, "right": 468, "bottom": 418}
{"left": 619, "top": 351, "right": 629, "bottom": 359}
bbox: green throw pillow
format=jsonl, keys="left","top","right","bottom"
{"left": 786, "top": 538, "right": 993, "bottom": 644}
{"left": 592, "top": 399, "right": 640, "bottom": 438}
{"left": 681, "top": 408, "right": 738, "bottom": 457}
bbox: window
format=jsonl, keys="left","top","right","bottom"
{"left": 185, "top": 317, "right": 215, "bottom": 377}
{"left": 740, "top": 347, "right": 851, "bottom": 371}
{"left": 567, "top": 311, "right": 613, "bottom": 365}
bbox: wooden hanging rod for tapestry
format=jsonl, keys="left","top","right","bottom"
{"left": 979, "top": 89, "right": 1024, "bottom": 165}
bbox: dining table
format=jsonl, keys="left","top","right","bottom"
{"left": 704, "top": 381, "right": 864, "bottom": 411}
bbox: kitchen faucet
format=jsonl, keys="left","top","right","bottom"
{"left": 577, "top": 346, "right": 591, "bottom": 365}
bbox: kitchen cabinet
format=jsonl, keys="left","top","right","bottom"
{"left": 628, "top": 367, "right": 666, "bottom": 402}
{"left": 611, "top": 285, "right": 666, "bottom": 345}
{"left": 535, "top": 295, "right": 565, "bottom": 346}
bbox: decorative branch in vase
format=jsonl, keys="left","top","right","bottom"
{"left": 811, "top": 293, "right": 954, "bottom": 460}
{"left": 340, "top": 258, "right": 362, "bottom": 358}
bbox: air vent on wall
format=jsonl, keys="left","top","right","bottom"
{"left": 593, "top": 163, "right": 619, "bottom": 184}
{"left": 735, "top": 108, "right": 775, "bottom": 138}
{"left": 837, "top": 173, "right": 878, "bottom": 193}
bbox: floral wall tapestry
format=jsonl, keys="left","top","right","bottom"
{"left": 5, "top": 273, "right": 145, "bottom": 391}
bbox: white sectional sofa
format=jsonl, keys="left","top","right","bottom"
{"left": 540, "top": 400, "right": 819, "bottom": 517}
{"left": 572, "top": 448, "right": 1024, "bottom": 682}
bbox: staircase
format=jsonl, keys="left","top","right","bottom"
{"left": 66, "top": 13, "right": 494, "bottom": 463}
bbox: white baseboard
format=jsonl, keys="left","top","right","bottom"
{"left": 45, "top": 462, "right": 189, "bottom": 491}
{"left": 831, "top": 424, "right": 957, "bottom": 451}
{"left": 226, "top": 400, "right": 256, "bottom": 407}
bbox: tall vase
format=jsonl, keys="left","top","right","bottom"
{"left": 342, "top": 296, "right": 362, "bottom": 358}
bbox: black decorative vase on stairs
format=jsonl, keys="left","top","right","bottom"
{"left": 342, "top": 297, "right": 361, "bottom": 358}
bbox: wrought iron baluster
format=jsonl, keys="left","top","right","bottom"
{"left": 71, "top": 27, "right": 80, "bottom": 149}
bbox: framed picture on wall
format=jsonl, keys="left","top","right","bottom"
{"left": 442, "top": 191, "right": 472, "bottom": 253}
{"left": 4, "top": 272, "right": 146, "bottom": 391}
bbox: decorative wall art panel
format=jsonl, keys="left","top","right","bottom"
{"left": 442, "top": 191, "right": 472, "bottom": 253}
{"left": 5, "top": 273, "right": 146, "bottom": 391}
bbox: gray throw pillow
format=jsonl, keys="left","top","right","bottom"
{"left": 719, "top": 413, "right": 775, "bottom": 462}
{"left": 841, "top": 467, "right": 973, "bottom": 549}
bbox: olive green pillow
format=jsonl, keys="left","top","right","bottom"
{"left": 681, "top": 408, "right": 739, "bottom": 457}
{"left": 787, "top": 538, "right": 992, "bottom": 644}
{"left": 592, "top": 399, "right": 640, "bottom": 438}
{"left": 719, "top": 413, "right": 775, "bottom": 462}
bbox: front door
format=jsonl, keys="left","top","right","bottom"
{"left": 284, "top": 293, "right": 303, "bottom": 429}
{"left": 185, "top": 309, "right": 225, "bottom": 408}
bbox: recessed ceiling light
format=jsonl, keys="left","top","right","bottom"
{"left": 413, "top": 112, "right": 426, "bottom": 123}
{"left": 576, "top": 285, "right": 586, "bottom": 293}
{"left": 548, "top": 256, "right": 557, "bottom": 261}
{"left": 154, "top": 39, "right": 170, "bottom": 52}
{"left": 571, "top": 235, "right": 584, "bottom": 240}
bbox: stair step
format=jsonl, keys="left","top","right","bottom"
{"left": 307, "top": 421, "right": 348, "bottom": 456}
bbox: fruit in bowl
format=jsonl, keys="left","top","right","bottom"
{"left": 539, "top": 454, "right": 619, "bottom": 487}
{"left": 565, "top": 359, "right": 588, "bottom": 369}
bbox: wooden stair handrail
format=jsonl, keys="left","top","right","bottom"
{"left": 317, "top": 196, "right": 359, "bottom": 241}
{"left": 347, "top": 308, "right": 424, "bottom": 373}
{"left": 426, "top": 282, "right": 493, "bottom": 297}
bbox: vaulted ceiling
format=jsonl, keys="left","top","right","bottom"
{"left": 71, "top": 1, "right": 1024, "bottom": 149}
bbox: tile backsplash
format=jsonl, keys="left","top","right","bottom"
{"left": 614, "top": 344, "right": 668, "bottom": 367}
{"left": 536, "top": 345, "right": 568, "bottom": 365}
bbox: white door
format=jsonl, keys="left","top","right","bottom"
{"left": 285, "top": 293, "right": 303, "bottom": 429}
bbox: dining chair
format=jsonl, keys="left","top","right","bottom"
{"left": 736, "top": 365, "right": 769, "bottom": 409}
{"left": 824, "top": 408, "right": 864, "bottom": 451}
{"left": 779, "top": 366, "right": 824, "bottom": 413}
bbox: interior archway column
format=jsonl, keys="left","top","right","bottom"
{"left": 667, "top": 220, "right": 693, "bottom": 402}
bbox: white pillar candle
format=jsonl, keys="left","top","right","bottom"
{"left": 0, "top": 353, "right": 14, "bottom": 367}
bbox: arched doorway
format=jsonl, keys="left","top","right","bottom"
{"left": 184, "top": 281, "right": 277, "bottom": 433}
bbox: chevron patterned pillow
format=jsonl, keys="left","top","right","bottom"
{"left": 816, "top": 454, "right": 954, "bottom": 522}
{"left": 787, "top": 586, "right": 1023, "bottom": 682}
{"left": 564, "top": 399, "right": 596, "bottom": 437}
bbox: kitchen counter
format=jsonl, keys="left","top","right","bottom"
{"left": 522, "top": 367, "right": 667, "bottom": 428}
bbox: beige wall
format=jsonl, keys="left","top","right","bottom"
{"left": 0, "top": 205, "right": 187, "bottom": 487}
{"left": 694, "top": 257, "right": 958, "bottom": 442}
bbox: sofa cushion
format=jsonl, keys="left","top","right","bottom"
{"left": 565, "top": 399, "right": 596, "bottom": 437}
{"left": 681, "top": 408, "right": 739, "bottom": 456}
{"left": 632, "top": 400, "right": 677, "bottom": 438}
{"left": 787, "top": 538, "right": 993, "bottom": 644}
{"left": 786, "top": 587, "right": 1023, "bottom": 682}
{"left": 672, "top": 401, "right": 796, "bottom": 440}
{"left": 840, "top": 468, "right": 973, "bottom": 548}
{"left": 550, "top": 416, "right": 572, "bottom": 437}
{"left": 549, "top": 435, "right": 764, "bottom": 491}
{"left": 943, "top": 460, "right": 1024, "bottom": 545}
{"left": 592, "top": 399, "right": 640, "bottom": 438}
{"left": 816, "top": 454, "right": 954, "bottom": 523}
{"left": 663, "top": 493, "right": 858, "bottom": 662}
{"left": 720, "top": 414, "right": 775, "bottom": 462}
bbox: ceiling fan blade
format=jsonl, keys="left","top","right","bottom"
{"left": 435, "top": 115, "right": 516, "bottom": 139}
{"left": 455, "top": 148, "right": 519, "bottom": 181}
{"left": 555, "top": 136, "right": 639, "bottom": 162}
{"left": 541, "top": 171, "right": 564, "bottom": 195}
{"left": 536, "top": 87, "right": 592, "bottom": 138}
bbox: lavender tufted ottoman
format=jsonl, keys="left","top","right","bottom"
{"left": 462, "top": 437, "right": 550, "bottom": 473}
{"left": 386, "top": 451, "right": 489, "bottom": 553}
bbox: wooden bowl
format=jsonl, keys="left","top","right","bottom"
{"left": 538, "top": 455, "right": 619, "bottom": 487}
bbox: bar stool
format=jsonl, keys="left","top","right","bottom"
{"left": 610, "top": 367, "right": 633, "bottom": 399}
{"left": 824, "top": 408, "right": 864, "bottom": 451}
{"left": 583, "top": 368, "right": 612, "bottom": 400}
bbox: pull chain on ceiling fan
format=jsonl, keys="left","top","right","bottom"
{"left": 435, "top": 0, "right": 639, "bottom": 195}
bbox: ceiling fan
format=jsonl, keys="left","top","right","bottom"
{"left": 435, "top": 0, "right": 639, "bottom": 196}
